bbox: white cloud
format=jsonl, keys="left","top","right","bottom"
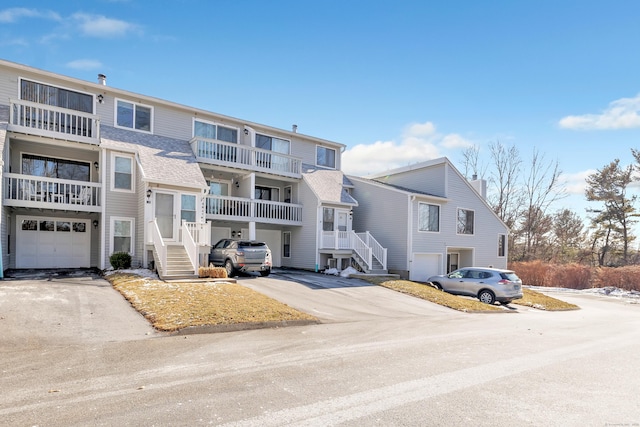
{"left": 558, "top": 170, "right": 595, "bottom": 195}
{"left": 72, "top": 13, "right": 139, "bottom": 38}
{"left": 0, "top": 37, "right": 29, "bottom": 47}
{"left": 66, "top": 59, "right": 103, "bottom": 70}
{"left": 342, "top": 121, "right": 473, "bottom": 176}
{"left": 559, "top": 94, "right": 640, "bottom": 130}
{"left": 0, "top": 8, "right": 60, "bottom": 23}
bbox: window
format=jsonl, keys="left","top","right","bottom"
{"left": 112, "top": 218, "right": 134, "bottom": 254}
{"left": 116, "top": 99, "right": 152, "bottom": 132}
{"left": 418, "top": 203, "right": 440, "bottom": 232}
{"left": 316, "top": 146, "right": 336, "bottom": 168}
{"left": 283, "top": 232, "right": 291, "bottom": 258}
{"left": 22, "top": 154, "right": 90, "bottom": 181}
{"left": 457, "top": 208, "right": 475, "bottom": 235}
{"left": 323, "top": 207, "right": 334, "bottom": 231}
{"left": 255, "top": 186, "right": 279, "bottom": 201}
{"left": 20, "top": 79, "right": 93, "bottom": 113}
{"left": 498, "top": 234, "right": 506, "bottom": 257}
{"left": 284, "top": 186, "right": 292, "bottom": 203}
{"left": 181, "top": 195, "right": 196, "bottom": 223}
{"left": 112, "top": 154, "right": 133, "bottom": 191}
{"left": 194, "top": 119, "right": 238, "bottom": 143}
{"left": 256, "top": 133, "right": 291, "bottom": 170}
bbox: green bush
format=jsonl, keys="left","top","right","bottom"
{"left": 110, "top": 252, "right": 132, "bottom": 270}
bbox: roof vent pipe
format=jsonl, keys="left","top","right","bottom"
{"left": 98, "top": 74, "right": 107, "bottom": 85}
{"left": 472, "top": 174, "right": 477, "bottom": 180}
{"left": 292, "top": 124, "right": 298, "bottom": 133}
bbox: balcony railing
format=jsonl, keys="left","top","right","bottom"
{"left": 9, "top": 99, "right": 100, "bottom": 145}
{"left": 3, "top": 173, "right": 101, "bottom": 212}
{"left": 191, "top": 137, "right": 302, "bottom": 178}
{"left": 205, "top": 195, "right": 303, "bottom": 225}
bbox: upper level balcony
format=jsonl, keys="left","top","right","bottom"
{"left": 191, "top": 137, "right": 302, "bottom": 179}
{"left": 205, "top": 195, "right": 302, "bottom": 226}
{"left": 3, "top": 173, "right": 101, "bottom": 213}
{"left": 9, "top": 99, "right": 100, "bottom": 145}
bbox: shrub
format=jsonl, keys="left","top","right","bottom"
{"left": 198, "top": 265, "right": 228, "bottom": 278}
{"left": 592, "top": 265, "right": 640, "bottom": 291}
{"left": 548, "top": 263, "right": 592, "bottom": 290}
{"left": 510, "top": 261, "right": 551, "bottom": 287}
{"left": 110, "top": 252, "right": 132, "bottom": 270}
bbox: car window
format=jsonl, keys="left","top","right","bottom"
{"left": 501, "top": 272, "right": 520, "bottom": 281}
{"left": 214, "top": 240, "right": 227, "bottom": 249}
{"left": 449, "top": 270, "right": 465, "bottom": 278}
{"left": 238, "top": 241, "right": 267, "bottom": 248}
{"left": 480, "top": 271, "right": 492, "bottom": 279}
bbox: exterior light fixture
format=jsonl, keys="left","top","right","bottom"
{"left": 146, "top": 189, "right": 152, "bottom": 203}
{"left": 97, "top": 94, "right": 104, "bottom": 104}
{"left": 94, "top": 161, "right": 99, "bottom": 170}
{"left": 92, "top": 219, "right": 99, "bottom": 229}
{"left": 244, "top": 129, "right": 249, "bottom": 135}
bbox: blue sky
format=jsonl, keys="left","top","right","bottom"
{"left": 2, "top": 1, "right": 640, "bottom": 216}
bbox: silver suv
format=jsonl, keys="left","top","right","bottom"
{"left": 427, "top": 267, "right": 523, "bottom": 304}
{"left": 209, "top": 239, "right": 272, "bottom": 277}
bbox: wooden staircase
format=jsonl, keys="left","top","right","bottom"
{"left": 153, "top": 245, "right": 198, "bottom": 280}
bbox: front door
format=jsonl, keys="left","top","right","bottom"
{"left": 337, "top": 211, "right": 349, "bottom": 247}
{"left": 155, "top": 192, "right": 176, "bottom": 240}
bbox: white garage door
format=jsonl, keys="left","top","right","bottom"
{"left": 410, "top": 253, "right": 442, "bottom": 282}
{"left": 16, "top": 216, "right": 91, "bottom": 268}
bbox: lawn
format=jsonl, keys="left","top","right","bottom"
{"left": 106, "top": 272, "right": 578, "bottom": 333}
{"left": 106, "top": 272, "right": 317, "bottom": 331}
{"left": 362, "top": 277, "right": 579, "bottom": 312}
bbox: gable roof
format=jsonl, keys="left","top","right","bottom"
{"left": 100, "top": 125, "right": 208, "bottom": 190}
{"left": 302, "top": 164, "right": 358, "bottom": 206}
{"left": 348, "top": 175, "right": 449, "bottom": 201}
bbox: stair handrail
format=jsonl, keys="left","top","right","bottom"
{"left": 181, "top": 220, "right": 199, "bottom": 275}
{"left": 350, "top": 231, "right": 372, "bottom": 271}
{"left": 149, "top": 219, "right": 167, "bottom": 276}
{"left": 364, "top": 231, "right": 387, "bottom": 270}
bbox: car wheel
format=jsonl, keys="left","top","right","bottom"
{"left": 224, "top": 259, "right": 235, "bottom": 277}
{"left": 478, "top": 289, "right": 496, "bottom": 304}
{"left": 260, "top": 269, "right": 271, "bottom": 277}
{"left": 431, "top": 282, "right": 443, "bottom": 290}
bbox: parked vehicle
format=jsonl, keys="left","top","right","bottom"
{"left": 427, "top": 267, "right": 523, "bottom": 304}
{"left": 209, "top": 239, "right": 272, "bottom": 277}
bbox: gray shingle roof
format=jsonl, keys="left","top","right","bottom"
{"left": 100, "top": 126, "right": 207, "bottom": 189}
{"left": 302, "top": 164, "right": 358, "bottom": 205}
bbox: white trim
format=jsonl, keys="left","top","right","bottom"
{"left": 417, "top": 201, "right": 441, "bottom": 233}
{"left": 456, "top": 207, "right": 475, "bottom": 236}
{"left": 283, "top": 231, "right": 291, "bottom": 258}
{"left": 315, "top": 145, "right": 336, "bottom": 169}
{"left": 192, "top": 117, "right": 240, "bottom": 142}
{"left": 18, "top": 76, "right": 96, "bottom": 114}
{"left": 110, "top": 152, "right": 135, "bottom": 193}
{"left": 110, "top": 216, "right": 135, "bottom": 256}
{"left": 114, "top": 97, "right": 154, "bottom": 134}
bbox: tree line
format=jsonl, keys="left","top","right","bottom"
{"left": 460, "top": 142, "right": 639, "bottom": 267}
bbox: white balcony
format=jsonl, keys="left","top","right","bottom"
{"left": 205, "top": 195, "right": 303, "bottom": 225}
{"left": 9, "top": 99, "right": 100, "bottom": 145}
{"left": 3, "top": 173, "right": 101, "bottom": 212}
{"left": 191, "top": 137, "right": 302, "bottom": 178}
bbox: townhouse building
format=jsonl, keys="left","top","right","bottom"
{"left": 0, "top": 59, "right": 387, "bottom": 279}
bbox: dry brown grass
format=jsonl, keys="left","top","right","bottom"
{"left": 364, "top": 277, "right": 579, "bottom": 312}
{"left": 107, "top": 273, "right": 316, "bottom": 331}
{"left": 512, "top": 288, "right": 580, "bottom": 311}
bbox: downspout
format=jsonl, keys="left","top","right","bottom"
{"left": 315, "top": 202, "right": 321, "bottom": 272}
{"left": 408, "top": 195, "right": 415, "bottom": 276}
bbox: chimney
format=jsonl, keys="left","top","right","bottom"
{"left": 292, "top": 124, "right": 298, "bottom": 133}
{"left": 470, "top": 176, "right": 487, "bottom": 199}
{"left": 98, "top": 74, "right": 107, "bottom": 85}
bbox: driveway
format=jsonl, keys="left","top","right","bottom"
{"left": 0, "top": 270, "right": 156, "bottom": 350}
{"left": 237, "top": 269, "right": 456, "bottom": 323}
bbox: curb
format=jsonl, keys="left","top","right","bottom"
{"left": 165, "top": 319, "right": 321, "bottom": 335}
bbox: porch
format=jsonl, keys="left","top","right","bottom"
{"left": 205, "top": 195, "right": 303, "bottom": 226}
{"left": 191, "top": 137, "right": 302, "bottom": 179}
{"left": 9, "top": 99, "right": 100, "bottom": 145}
{"left": 320, "top": 231, "right": 388, "bottom": 274}
{"left": 3, "top": 173, "right": 101, "bottom": 212}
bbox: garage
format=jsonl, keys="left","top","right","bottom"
{"left": 410, "top": 253, "right": 442, "bottom": 282}
{"left": 16, "top": 215, "right": 91, "bottom": 268}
